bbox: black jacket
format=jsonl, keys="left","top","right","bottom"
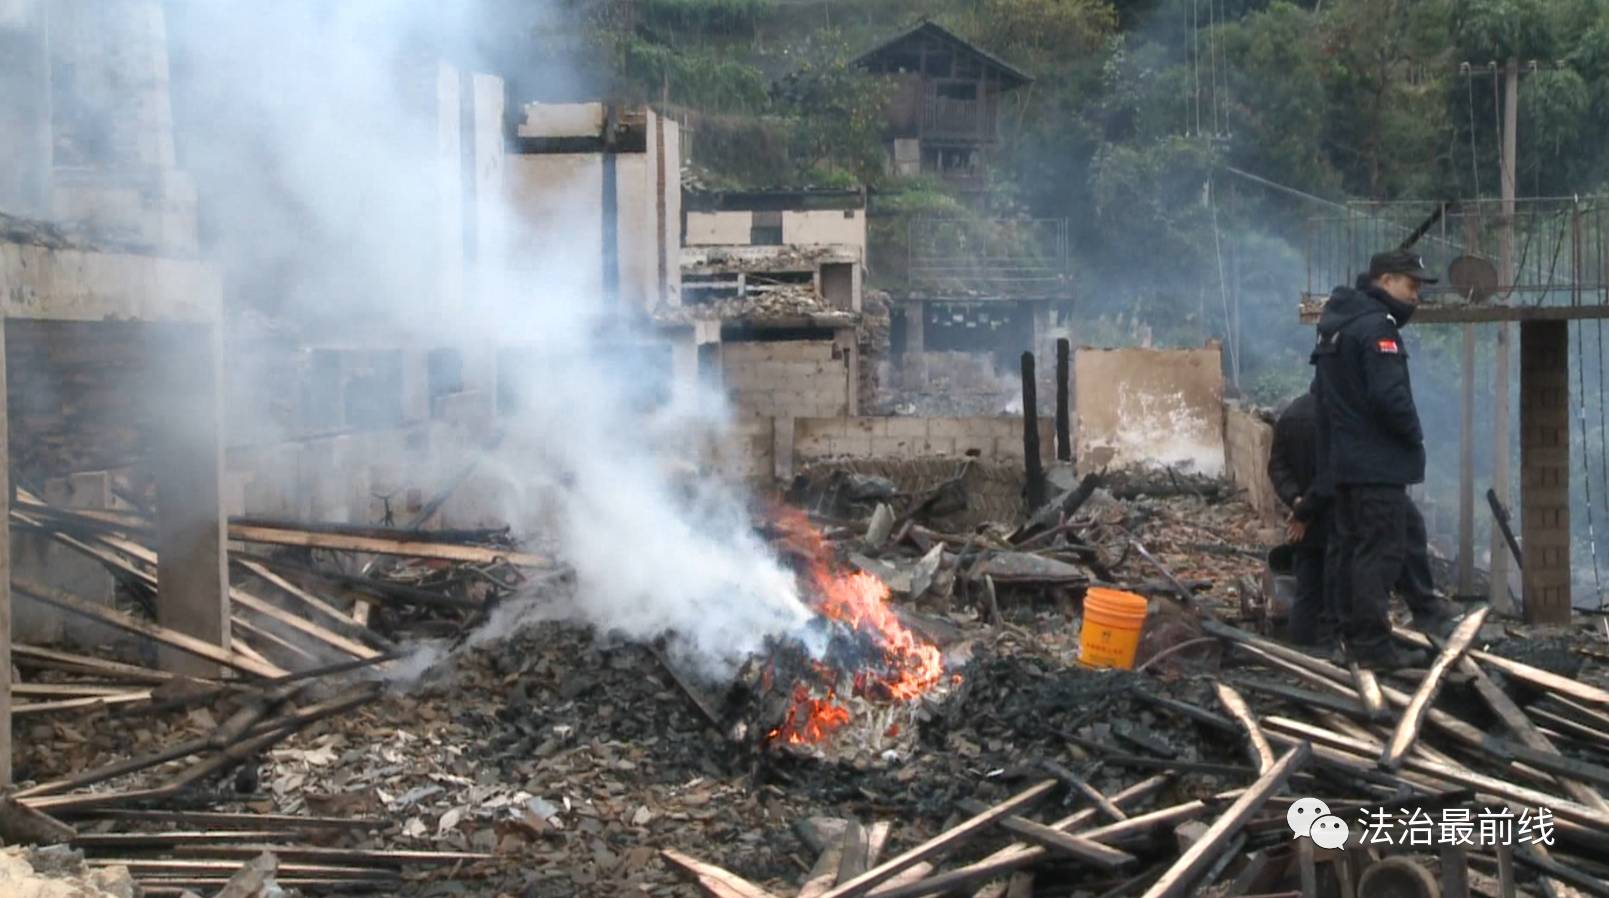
{"left": 1310, "top": 281, "right": 1426, "bottom": 487}
{"left": 1267, "top": 391, "right": 1329, "bottom": 546}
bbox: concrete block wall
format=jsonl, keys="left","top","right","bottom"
{"left": 1520, "top": 321, "right": 1572, "bottom": 621}
{"left": 793, "top": 416, "right": 1053, "bottom": 464}
{"left": 721, "top": 340, "right": 851, "bottom": 419}
{"left": 5, "top": 319, "right": 151, "bottom": 483}
{"left": 1223, "top": 402, "right": 1282, "bottom": 523}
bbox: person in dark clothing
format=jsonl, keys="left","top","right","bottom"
{"left": 1311, "top": 249, "right": 1462, "bottom": 668}
{"left": 1268, "top": 388, "right": 1454, "bottom": 651}
{"left": 1267, "top": 390, "right": 1331, "bottom": 645}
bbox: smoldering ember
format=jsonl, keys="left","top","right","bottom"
{"left": 5, "top": 3, "right": 1609, "bottom": 898}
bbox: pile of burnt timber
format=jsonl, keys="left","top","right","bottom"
{"left": 656, "top": 473, "right": 1609, "bottom": 897}
{"left": 658, "top": 606, "right": 1609, "bottom": 897}
{"left": 10, "top": 488, "right": 551, "bottom": 674}
{"left": 3, "top": 491, "right": 550, "bottom": 893}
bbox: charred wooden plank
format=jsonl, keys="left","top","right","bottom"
{"left": 1465, "top": 657, "right": 1609, "bottom": 811}
{"left": 662, "top": 848, "right": 785, "bottom": 898}
{"left": 1138, "top": 745, "right": 1310, "bottom": 898}
{"left": 1039, "top": 760, "right": 1127, "bottom": 822}
{"left": 1350, "top": 664, "right": 1387, "bottom": 722}
{"left": 11, "top": 644, "right": 189, "bottom": 684}
{"left": 1381, "top": 607, "right": 1489, "bottom": 770}
{"left": 1214, "top": 683, "right": 1275, "bottom": 773}
{"left": 819, "top": 780, "right": 1058, "bottom": 898}
{"left": 1264, "top": 716, "right": 1609, "bottom": 830}
{"left": 0, "top": 794, "right": 74, "bottom": 844}
{"left": 955, "top": 799, "right": 1134, "bottom": 870}
{"left": 869, "top": 797, "right": 1205, "bottom": 898}
{"left": 68, "top": 809, "right": 381, "bottom": 830}
{"left": 228, "top": 522, "right": 546, "bottom": 567}
{"left": 14, "top": 578, "right": 284, "bottom": 678}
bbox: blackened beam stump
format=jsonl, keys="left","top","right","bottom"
{"left": 1021, "top": 352, "right": 1047, "bottom": 511}
{"left": 1056, "top": 338, "right": 1071, "bottom": 462}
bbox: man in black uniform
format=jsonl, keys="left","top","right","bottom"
{"left": 1311, "top": 249, "right": 1461, "bottom": 668}
{"left": 1268, "top": 387, "right": 1458, "bottom": 651}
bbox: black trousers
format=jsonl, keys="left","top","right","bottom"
{"left": 1301, "top": 490, "right": 1439, "bottom": 650}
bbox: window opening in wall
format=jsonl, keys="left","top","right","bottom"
{"left": 344, "top": 351, "right": 405, "bottom": 430}
{"left": 427, "top": 348, "right": 464, "bottom": 401}
{"left": 750, "top": 210, "right": 783, "bottom": 245}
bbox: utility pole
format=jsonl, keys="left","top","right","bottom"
{"left": 1458, "top": 211, "right": 1477, "bottom": 597}
{"left": 1488, "top": 57, "right": 1519, "bottom": 614}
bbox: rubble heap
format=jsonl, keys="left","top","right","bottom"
{"left": 6, "top": 467, "right": 1609, "bottom": 897}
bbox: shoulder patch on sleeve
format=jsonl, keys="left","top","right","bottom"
{"left": 1375, "top": 338, "right": 1400, "bottom": 354}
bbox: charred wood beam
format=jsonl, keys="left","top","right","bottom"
{"left": 869, "top": 798, "right": 1207, "bottom": 898}
{"left": 1265, "top": 716, "right": 1609, "bottom": 830}
{"left": 238, "top": 553, "right": 481, "bottom": 612}
{"left": 14, "top": 578, "right": 283, "bottom": 678}
{"left": 10, "top": 644, "right": 188, "bottom": 685}
{"left": 1214, "top": 684, "right": 1276, "bottom": 774}
{"left": 662, "top": 848, "right": 784, "bottom": 898}
{"left": 955, "top": 798, "right": 1135, "bottom": 870}
{"left": 0, "top": 794, "right": 74, "bottom": 845}
{"left": 1396, "top": 626, "right": 1609, "bottom": 711}
{"left": 1350, "top": 664, "right": 1388, "bottom": 721}
{"left": 71, "top": 809, "right": 382, "bottom": 830}
{"left": 229, "top": 516, "right": 512, "bottom": 546}
{"left": 869, "top": 777, "right": 1170, "bottom": 895}
{"left": 227, "top": 522, "right": 546, "bottom": 567}
{"left": 1039, "top": 760, "right": 1128, "bottom": 822}
{"left": 1381, "top": 607, "right": 1490, "bottom": 770}
{"left": 820, "top": 780, "right": 1058, "bottom": 898}
{"left": 1138, "top": 743, "right": 1310, "bottom": 898}
{"left": 1465, "top": 658, "right": 1609, "bottom": 810}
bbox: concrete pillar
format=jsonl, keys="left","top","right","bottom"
{"left": 0, "top": 0, "right": 52, "bottom": 217}
{"left": 147, "top": 323, "right": 230, "bottom": 674}
{"left": 1520, "top": 320, "right": 1572, "bottom": 624}
{"left": 902, "top": 301, "right": 926, "bottom": 355}
{"left": 0, "top": 314, "right": 10, "bottom": 787}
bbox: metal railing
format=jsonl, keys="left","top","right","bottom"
{"left": 1304, "top": 198, "right": 1609, "bottom": 306}
{"left": 922, "top": 96, "right": 992, "bottom": 140}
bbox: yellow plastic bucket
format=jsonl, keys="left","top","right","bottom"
{"left": 1079, "top": 587, "right": 1149, "bottom": 670}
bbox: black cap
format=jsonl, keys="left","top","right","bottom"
{"left": 1368, "top": 249, "right": 1439, "bottom": 284}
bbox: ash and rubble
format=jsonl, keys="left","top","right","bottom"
{"left": 10, "top": 465, "right": 1609, "bottom": 897}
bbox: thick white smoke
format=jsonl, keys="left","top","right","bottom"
{"left": 163, "top": 0, "right": 818, "bottom": 679}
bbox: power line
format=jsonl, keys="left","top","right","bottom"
{"left": 1192, "top": 0, "right": 1201, "bottom": 137}
{"left": 1465, "top": 73, "right": 1481, "bottom": 198}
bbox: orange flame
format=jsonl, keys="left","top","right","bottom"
{"left": 764, "top": 508, "right": 950, "bottom": 747}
